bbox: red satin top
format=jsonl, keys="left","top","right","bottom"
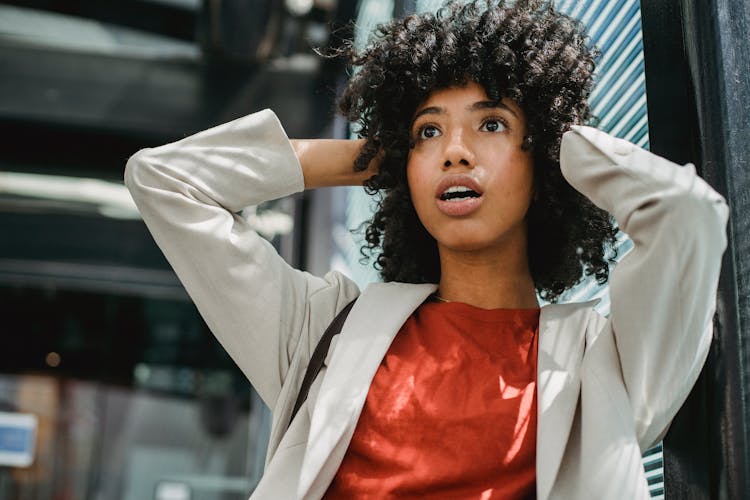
{"left": 325, "top": 300, "right": 539, "bottom": 499}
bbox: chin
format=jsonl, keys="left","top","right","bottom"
{"left": 436, "top": 236, "right": 500, "bottom": 253}
{"left": 431, "top": 221, "right": 526, "bottom": 257}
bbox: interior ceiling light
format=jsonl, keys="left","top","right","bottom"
{"left": 285, "top": 0, "right": 314, "bottom": 16}
{"left": 0, "top": 171, "right": 140, "bottom": 219}
{"left": 0, "top": 171, "right": 293, "bottom": 236}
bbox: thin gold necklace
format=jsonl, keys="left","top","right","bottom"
{"left": 431, "top": 293, "right": 450, "bottom": 303}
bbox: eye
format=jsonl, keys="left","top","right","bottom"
{"left": 480, "top": 118, "right": 507, "bottom": 133}
{"left": 418, "top": 125, "right": 442, "bottom": 140}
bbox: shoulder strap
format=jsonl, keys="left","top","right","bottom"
{"left": 288, "top": 298, "right": 357, "bottom": 429}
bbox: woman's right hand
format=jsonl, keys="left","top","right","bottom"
{"left": 291, "top": 138, "right": 380, "bottom": 189}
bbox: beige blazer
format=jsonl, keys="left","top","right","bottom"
{"left": 125, "top": 109, "right": 728, "bottom": 499}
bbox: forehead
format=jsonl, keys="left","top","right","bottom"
{"left": 417, "top": 81, "right": 490, "bottom": 109}
{"left": 413, "top": 81, "right": 525, "bottom": 122}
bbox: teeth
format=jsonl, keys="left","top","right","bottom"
{"left": 439, "top": 184, "right": 481, "bottom": 201}
{"left": 443, "top": 186, "right": 473, "bottom": 195}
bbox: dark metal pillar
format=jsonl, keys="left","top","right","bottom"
{"left": 640, "top": 0, "right": 750, "bottom": 498}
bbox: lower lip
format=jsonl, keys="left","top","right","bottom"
{"left": 436, "top": 196, "right": 483, "bottom": 216}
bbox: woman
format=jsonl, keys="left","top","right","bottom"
{"left": 125, "top": 1, "right": 728, "bottom": 498}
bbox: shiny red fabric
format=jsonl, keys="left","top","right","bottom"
{"left": 325, "top": 300, "right": 539, "bottom": 499}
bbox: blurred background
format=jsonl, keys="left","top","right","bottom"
{"left": 0, "top": 0, "right": 747, "bottom": 499}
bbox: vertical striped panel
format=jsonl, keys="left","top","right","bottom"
{"left": 557, "top": 0, "right": 650, "bottom": 148}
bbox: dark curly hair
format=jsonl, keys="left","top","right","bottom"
{"left": 337, "top": 0, "right": 618, "bottom": 302}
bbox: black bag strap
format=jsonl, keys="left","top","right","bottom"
{"left": 288, "top": 298, "right": 357, "bottom": 429}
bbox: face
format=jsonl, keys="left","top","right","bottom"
{"left": 406, "top": 81, "right": 534, "bottom": 256}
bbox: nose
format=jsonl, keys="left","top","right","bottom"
{"left": 443, "top": 130, "right": 475, "bottom": 169}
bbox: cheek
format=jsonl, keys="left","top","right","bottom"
{"left": 405, "top": 161, "right": 438, "bottom": 233}
{"left": 406, "top": 160, "right": 428, "bottom": 204}
{"left": 506, "top": 152, "right": 534, "bottom": 193}
{"left": 488, "top": 155, "right": 535, "bottom": 214}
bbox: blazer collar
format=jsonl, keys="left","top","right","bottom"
{"left": 536, "top": 300, "right": 597, "bottom": 500}
{"left": 297, "top": 281, "right": 437, "bottom": 499}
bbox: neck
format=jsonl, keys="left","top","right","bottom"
{"left": 436, "top": 240, "right": 538, "bottom": 310}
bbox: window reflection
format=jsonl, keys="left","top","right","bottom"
{"left": 0, "top": 289, "right": 266, "bottom": 499}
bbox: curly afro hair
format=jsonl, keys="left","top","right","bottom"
{"left": 337, "top": 0, "right": 618, "bottom": 302}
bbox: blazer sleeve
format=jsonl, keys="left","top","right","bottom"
{"left": 124, "top": 109, "right": 358, "bottom": 408}
{"left": 560, "top": 126, "right": 729, "bottom": 448}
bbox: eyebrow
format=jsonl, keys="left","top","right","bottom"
{"left": 412, "top": 100, "right": 519, "bottom": 123}
{"left": 470, "top": 100, "right": 519, "bottom": 117}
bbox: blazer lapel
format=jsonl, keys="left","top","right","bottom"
{"left": 297, "top": 281, "right": 437, "bottom": 499}
{"left": 536, "top": 301, "right": 597, "bottom": 500}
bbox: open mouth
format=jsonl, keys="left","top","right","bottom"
{"left": 439, "top": 185, "right": 482, "bottom": 201}
{"left": 434, "top": 175, "right": 484, "bottom": 216}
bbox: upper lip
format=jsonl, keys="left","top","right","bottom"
{"left": 434, "top": 174, "right": 484, "bottom": 199}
